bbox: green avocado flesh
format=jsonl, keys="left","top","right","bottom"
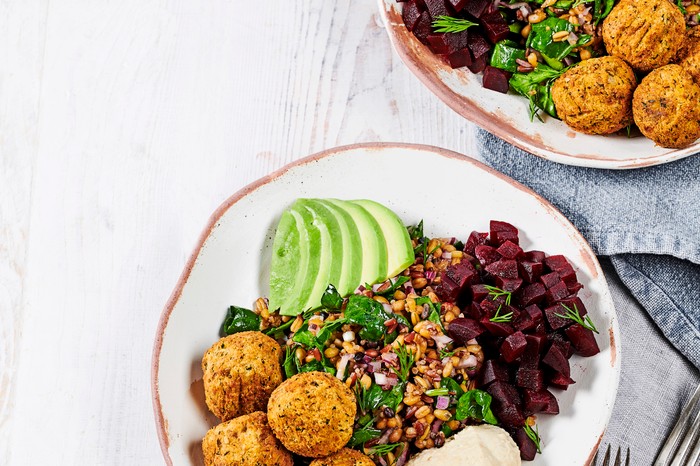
{"left": 269, "top": 198, "right": 415, "bottom": 316}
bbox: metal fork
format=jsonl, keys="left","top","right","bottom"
{"left": 591, "top": 445, "right": 631, "bottom": 466}
{"left": 654, "top": 383, "right": 700, "bottom": 466}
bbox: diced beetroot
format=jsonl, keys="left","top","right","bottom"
{"left": 542, "top": 344, "right": 570, "bottom": 377}
{"left": 474, "top": 244, "right": 501, "bottom": 266}
{"left": 490, "top": 220, "right": 519, "bottom": 246}
{"left": 532, "top": 321, "right": 547, "bottom": 335}
{"left": 467, "top": 52, "right": 488, "bottom": 73}
{"left": 548, "top": 372, "right": 576, "bottom": 390}
{"left": 544, "top": 254, "right": 571, "bottom": 273}
{"left": 540, "top": 271, "right": 560, "bottom": 289}
{"left": 479, "top": 359, "right": 509, "bottom": 386}
{"left": 447, "top": 47, "right": 473, "bottom": 69}
{"left": 518, "top": 282, "right": 546, "bottom": 307}
{"left": 518, "top": 260, "right": 543, "bottom": 283}
{"left": 447, "top": 317, "right": 486, "bottom": 344}
{"left": 471, "top": 284, "right": 490, "bottom": 302}
{"left": 402, "top": 0, "right": 424, "bottom": 31}
{"left": 545, "top": 280, "right": 570, "bottom": 305}
{"left": 427, "top": 35, "right": 450, "bottom": 54}
{"left": 495, "top": 403, "right": 526, "bottom": 428}
{"left": 495, "top": 276, "right": 523, "bottom": 292}
{"left": 516, "top": 367, "right": 545, "bottom": 391}
{"left": 554, "top": 262, "right": 577, "bottom": 283}
{"left": 513, "top": 309, "right": 534, "bottom": 332}
{"left": 549, "top": 335, "right": 574, "bottom": 359}
{"left": 558, "top": 296, "right": 588, "bottom": 317}
{"left": 485, "top": 259, "right": 518, "bottom": 279}
{"left": 525, "top": 304, "right": 544, "bottom": 325}
{"left": 567, "top": 282, "right": 584, "bottom": 294}
{"left": 544, "top": 303, "right": 572, "bottom": 331}
{"left": 443, "top": 29, "right": 470, "bottom": 54}
{"left": 520, "top": 334, "right": 544, "bottom": 369}
{"left": 463, "top": 0, "right": 491, "bottom": 18}
{"left": 424, "top": 0, "right": 450, "bottom": 19}
{"left": 411, "top": 12, "right": 433, "bottom": 44}
{"left": 445, "top": 0, "right": 468, "bottom": 12}
{"left": 501, "top": 331, "right": 527, "bottom": 363}
{"left": 487, "top": 381, "right": 521, "bottom": 406}
{"left": 523, "top": 389, "right": 559, "bottom": 414}
{"left": 482, "top": 66, "right": 511, "bottom": 94}
{"left": 464, "top": 231, "right": 488, "bottom": 255}
{"left": 480, "top": 298, "right": 499, "bottom": 317}
{"left": 487, "top": 382, "right": 524, "bottom": 427}
{"left": 468, "top": 301, "right": 483, "bottom": 320}
{"left": 435, "top": 260, "right": 477, "bottom": 302}
{"left": 480, "top": 317, "right": 515, "bottom": 337}
{"left": 468, "top": 32, "right": 490, "bottom": 60}
{"left": 565, "top": 324, "right": 600, "bottom": 357}
{"left": 515, "top": 428, "right": 538, "bottom": 461}
{"left": 525, "top": 250, "right": 546, "bottom": 263}
{"left": 496, "top": 240, "right": 523, "bottom": 260}
{"left": 480, "top": 11, "right": 510, "bottom": 44}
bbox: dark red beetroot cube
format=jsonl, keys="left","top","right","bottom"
{"left": 501, "top": 331, "right": 527, "bottom": 363}
{"left": 542, "top": 344, "right": 570, "bottom": 377}
{"left": 518, "top": 260, "right": 543, "bottom": 283}
{"left": 520, "top": 334, "right": 544, "bottom": 369}
{"left": 463, "top": 0, "right": 491, "bottom": 18}
{"left": 490, "top": 220, "right": 519, "bottom": 246}
{"left": 549, "top": 335, "right": 574, "bottom": 359}
{"left": 495, "top": 276, "right": 523, "bottom": 292}
{"left": 515, "top": 427, "right": 538, "bottom": 461}
{"left": 468, "top": 301, "right": 483, "bottom": 320}
{"left": 496, "top": 240, "right": 523, "bottom": 260}
{"left": 447, "top": 317, "right": 486, "bottom": 344}
{"left": 487, "top": 382, "right": 524, "bottom": 428}
{"left": 446, "top": 0, "right": 468, "bottom": 12}
{"left": 545, "top": 280, "right": 570, "bottom": 305}
{"left": 464, "top": 231, "right": 488, "bottom": 255}
{"left": 525, "top": 250, "right": 546, "bottom": 263}
{"left": 480, "top": 317, "right": 515, "bottom": 337}
{"left": 523, "top": 389, "right": 559, "bottom": 414}
{"left": 479, "top": 359, "right": 509, "bottom": 386}
{"left": 443, "top": 29, "right": 470, "bottom": 54}
{"left": 533, "top": 321, "right": 547, "bottom": 336}
{"left": 518, "top": 282, "right": 546, "bottom": 307}
{"left": 475, "top": 244, "right": 501, "bottom": 266}
{"left": 567, "top": 281, "right": 584, "bottom": 294}
{"left": 485, "top": 259, "right": 518, "bottom": 279}
{"left": 525, "top": 304, "right": 544, "bottom": 324}
{"left": 516, "top": 367, "right": 545, "bottom": 391}
{"left": 424, "top": 0, "right": 451, "bottom": 19}
{"left": 467, "top": 52, "right": 487, "bottom": 73}
{"left": 468, "top": 31, "right": 490, "bottom": 60}
{"left": 544, "top": 254, "right": 572, "bottom": 273}
{"left": 480, "top": 11, "right": 510, "bottom": 44}
{"left": 411, "top": 12, "right": 433, "bottom": 44}
{"left": 447, "top": 47, "right": 473, "bottom": 69}
{"left": 545, "top": 303, "right": 573, "bottom": 331}
{"left": 565, "top": 324, "right": 600, "bottom": 357}
{"left": 402, "top": 0, "right": 424, "bottom": 31}
{"left": 471, "top": 284, "right": 490, "bottom": 302}
{"left": 480, "top": 298, "right": 500, "bottom": 317}
{"left": 559, "top": 296, "right": 588, "bottom": 317}
{"left": 513, "top": 309, "right": 535, "bottom": 332}
{"left": 427, "top": 35, "right": 450, "bottom": 54}
{"left": 482, "top": 66, "right": 511, "bottom": 94}
{"left": 548, "top": 372, "right": 576, "bottom": 390}
{"left": 554, "top": 262, "right": 577, "bottom": 283}
{"left": 435, "top": 260, "right": 477, "bottom": 302}
{"left": 540, "top": 271, "right": 560, "bottom": 289}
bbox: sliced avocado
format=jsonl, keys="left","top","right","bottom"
{"left": 268, "top": 209, "right": 306, "bottom": 314}
{"left": 296, "top": 199, "right": 342, "bottom": 312}
{"left": 351, "top": 199, "right": 415, "bottom": 278}
{"left": 317, "top": 199, "right": 362, "bottom": 297}
{"left": 327, "top": 199, "right": 387, "bottom": 286}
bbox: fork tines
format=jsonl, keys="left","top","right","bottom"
{"left": 654, "top": 384, "right": 700, "bottom": 466}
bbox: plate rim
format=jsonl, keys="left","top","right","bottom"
{"left": 151, "top": 142, "right": 621, "bottom": 465}
{"left": 377, "top": 0, "right": 699, "bottom": 170}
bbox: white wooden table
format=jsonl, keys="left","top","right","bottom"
{"left": 0, "top": 2, "right": 479, "bottom": 464}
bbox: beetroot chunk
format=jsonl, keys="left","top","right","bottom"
{"left": 545, "top": 280, "right": 570, "bottom": 305}
{"left": 518, "top": 260, "right": 543, "bottom": 283}
{"left": 495, "top": 276, "right": 523, "bottom": 293}
{"left": 565, "top": 324, "right": 600, "bottom": 357}
{"left": 482, "top": 66, "right": 511, "bottom": 94}
{"left": 480, "top": 11, "right": 510, "bottom": 44}
{"left": 548, "top": 372, "right": 576, "bottom": 390}
{"left": 475, "top": 244, "right": 501, "bottom": 266}
{"left": 480, "top": 317, "right": 516, "bottom": 337}
{"left": 402, "top": 0, "right": 424, "bottom": 31}
{"left": 516, "top": 367, "right": 545, "bottom": 391}
{"left": 485, "top": 259, "right": 519, "bottom": 279}
{"left": 496, "top": 240, "right": 523, "bottom": 259}
{"left": 467, "top": 52, "right": 488, "bottom": 73}
{"left": 518, "top": 282, "right": 546, "bottom": 306}
{"left": 540, "top": 271, "right": 560, "bottom": 289}
{"left": 525, "top": 250, "right": 546, "bottom": 263}
{"left": 525, "top": 304, "right": 544, "bottom": 325}
{"left": 479, "top": 359, "right": 509, "bottom": 386}
{"left": 464, "top": 231, "right": 489, "bottom": 255}
{"left": 544, "top": 254, "right": 572, "bottom": 273}
{"left": 501, "top": 331, "right": 527, "bottom": 363}
{"left": 523, "top": 389, "right": 559, "bottom": 414}
{"left": 490, "top": 220, "right": 519, "bottom": 246}
{"left": 424, "top": 0, "right": 450, "bottom": 19}
{"left": 487, "top": 382, "right": 524, "bottom": 428}
{"left": 463, "top": 0, "right": 491, "bottom": 18}
{"left": 515, "top": 428, "right": 538, "bottom": 461}
{"left": 471, "top": 283, "right": 490, "bottom": 302}
{"left": 411, "top": 12, "right": 433, "bottom": 44}
{"left": 435, "top": 260, "right": 477, "bottom": 302}
{"left": 544, "top": 303, "right": 574, "bottom": 331}
{"left": 542, "top": 344, "right": 570, "bottom": 377}
{"left": 447, "top": 47, "right": 473, "bottom": 69}
{"left": 445, "top": 0, "right": 468, "bottom": 12}
{"left": 447, "top": 317, "right": 486, "bottom": 344}
{"left": 468, "top": 32, "right": 490, "bottom": 60}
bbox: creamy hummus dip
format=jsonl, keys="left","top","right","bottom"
{"left": 406, "top": 425, "right": 521, "bottom": 466}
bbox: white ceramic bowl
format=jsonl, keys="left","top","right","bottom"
{"left": 152, "top": 143, "right": 621, "bottom": 465}
{"left": 378, "top": 0, "right": 700, "bottom": 169}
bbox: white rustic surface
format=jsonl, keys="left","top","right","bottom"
{"left": 0, "top": 1, "right": 478, "bottom": 464}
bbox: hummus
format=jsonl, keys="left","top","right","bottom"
{"left": 406, "top": 425, "right": 521, "bottom": 466}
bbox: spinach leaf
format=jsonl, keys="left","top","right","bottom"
{"left": 594, "top": 0, "right": 615, "bottom": 23}
{"left": 321, "top": 284, "right": 343, "bottom": 310}
{"left": 363, "top": 382, "right": 405, "bottom": 412}
{"left": 455, "top": 389, "right": 498, "bottom": 424}
{"left": 490, "top": 41, "right": 526, "bottom": 73}
{"left": 441, "top": 423, "right": 454, "bottom": 438}
{"left": 348, "top": 423, "right": 382, "bottom": 447}
{"left": 510, "top": 64, "right": 568, "bottom": 121}
{"left": 441, "top": 376, "right": 465, "bottom": 399}
{"left": 316, "top": 318, "right": 347, "bottom": 346}
{"left": 292, "top": 324, "right": 320, "bottom": 348}
{"left": 376, "top": 276, "right": 411, "bottom": 298}
{"left": 283, "top": 346, "right": 300, "bottom": 378}
{"left": 299, "top": 359, "right": 325, "bottom": 373}
{"left": 344, "top": 294, "right": 393, "bottom": 342}
{"left": 529, "top": 17, "right": 574, "bottom": 60}
{"left": 220, "top": 305, "right": 261, "bottom": 336}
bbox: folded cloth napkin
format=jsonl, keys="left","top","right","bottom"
{"left": 476, "top": 129, "right": 700, "bottom": 369}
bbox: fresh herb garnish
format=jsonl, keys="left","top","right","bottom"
{"left": 510, "top": 64, "right": 569, "bottom": 121}
{"left": 677, "top": 0, "right": 687, "bottom": 14}
{"left": 483, "top": 285, "right": 512, "bottom": 306}
{"left": 376, "top": 276, "right": 411, "bottom": 297}
{"left": 524, "top": 422, "right": 543, "bottom": 453}
{"left": 407, "top": 220, "right": 423, "bottom": 241}
{"left": 321, "top": 284, "right": 344, "bottom": 310}
{"left": 344, "top": 294, "right": 394, "bottom": 342}
{"left": 408, "top": 221, "right": 428, "bottom": 262}
{"left": 424, "top": 388, "right": 450, "bottom": 397}
{"left": 220, "top": 305, "right": 261, "bottom": 336}
{"left": 554, "top": 303, "right": 599, "bottom": 333}
{"left": 455, "top": 389, "right": 498, "bottom": 424}
{"left": 283, "top": 345, "right": 300, "bottom": 378}
{"left": 441, "top": 376, "right": 465, "bottom": 398}
{"left": 593, "top": 0, "right": 615, "bottom": 24}
{"left": 348, "top": 417, "right": 382, "bottom": 447}
{"left": 392, "top": 343, "right": 416, "bottom": 382}
{"left": 367, "top": 442, "right": 405, "bottom": 456}
{"left": 439, "top": 348, "right": 455, "bottom": 359}
{"left": 489, "top": 304, "right": 514, "bottom": 323}
{"left": 432, "top": 15, "right": 478, "bottom": 33}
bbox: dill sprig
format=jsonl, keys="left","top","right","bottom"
{"left": 489, "top": 304, "right": 513, "bottom": 323}
{"left": 367, "top": 442, "right": 404, "bottom": 456}
{"left": 524, "top": 422, "right": 542, "bottom": 454}
{"left": 483, "top": 285, "right": 512, "bottom": 306}
{"left": 432, "top": 15, "right": 478, "bottom": 34}
{"left": 554, "top": 303, "right": 599, "bottom": 334}
{"left": 391, "top": 343, "right": 416, "bottom": 382}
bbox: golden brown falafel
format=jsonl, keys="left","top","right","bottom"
{"left": 676, "top": 26, "right": 700, "bottom": 84}
{"left": 309, "top": 448, "right": 375, "bottom": 466}
{"left": 202, "top": 331, "right": 283, "bottom": 421}
{"left": 633, "top": 64, "right": 700, "bottom": 148}
{"left": 551, "top": 56, "right": 637, "bottom": 135}
{"left": 602, "top": 0, "right": 685, "bottom": 72}
{"left": 267, "top": 371, "right": 356, "bottom": 458}
{"left": 201, "top": 411, "right": 294, "bottom": 466}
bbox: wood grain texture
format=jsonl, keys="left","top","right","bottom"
{"left": 1, "top": 1, "right": 476, "bottom": 464}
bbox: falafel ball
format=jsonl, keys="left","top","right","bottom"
{"left": 202, "top": 331, "right": 283, "bottom": 421}
{"left": 602, "top": 0, "right": 685, "bottom": 72}
{"left": 267, "top": 371, "right": 356, "bottom": 458}
{"left": 676, "top": 26, "right": 700, "bottom": 84}
{"left": 309, "top": 448, "right": 375, "bottom": 466}
{"left": 551, "top": 56, "right": 637, "bottom": 135}
{"left": 633, "top": 64, "right": 700, "bottom": 148}
{"left": 201, "top": 411, "right": 293, "bottom": 466}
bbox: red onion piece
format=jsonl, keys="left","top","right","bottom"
{"left": 436, "top": 395, "right": 450, "bottom": 410}
{"left": 336, "top": 354, "right": 352, "bottom": 379}
{"left": 374, "top": 372, "right": 388, "bottom": 385}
